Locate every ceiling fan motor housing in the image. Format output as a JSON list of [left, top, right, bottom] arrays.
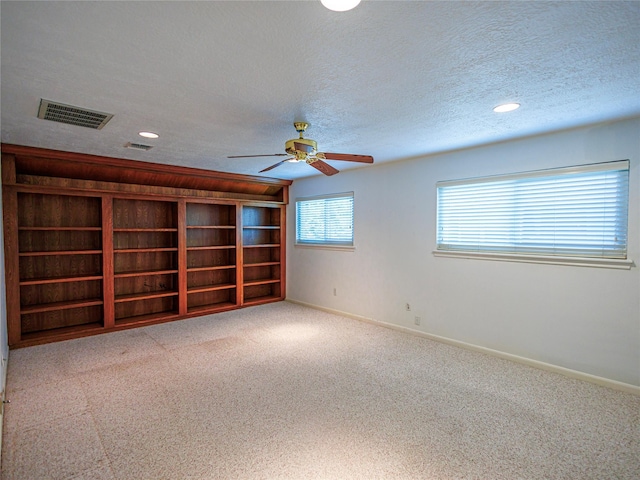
[[285, 137, 317, 156]]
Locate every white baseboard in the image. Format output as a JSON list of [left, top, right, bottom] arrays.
[[286, 299, 640, 396]]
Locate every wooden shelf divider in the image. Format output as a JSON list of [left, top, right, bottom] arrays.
[[187, 265, 236, 273], [21, 299, 104, 314], [186, 245, 236, 251], [19, 249, 102, 257], [187, 283, 236, 294], [115, 291, 180, 303], [19, 226, 102, 231]]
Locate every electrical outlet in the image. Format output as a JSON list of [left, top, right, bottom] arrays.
[[405, 303, 411, 311], [333, 288, 337, 296], [414, 316, 421, 326]]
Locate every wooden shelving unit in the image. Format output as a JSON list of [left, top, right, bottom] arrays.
[[186, 202, 238, 313], [2, 144, 290, 347], [112, 199, 179, 326], [242, 205, 283, 305], [16, 192, 104, 338]]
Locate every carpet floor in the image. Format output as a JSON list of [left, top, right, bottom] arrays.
[[1, 301, 638, 479]]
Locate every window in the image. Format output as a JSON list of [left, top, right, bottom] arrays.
[[436, 161, 630, 264], [296, 192, 354, 247]]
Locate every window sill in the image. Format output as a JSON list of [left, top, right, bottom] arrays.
[[432, 250, 634, 270], [295, 243, 355, 252]]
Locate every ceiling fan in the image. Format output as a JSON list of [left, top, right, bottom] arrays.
[[228, 122, 374, 176]]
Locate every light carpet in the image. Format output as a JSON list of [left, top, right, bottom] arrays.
[[1, 302, 638, 479]]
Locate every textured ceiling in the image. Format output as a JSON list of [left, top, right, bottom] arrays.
[[2, 1, 639, 180]]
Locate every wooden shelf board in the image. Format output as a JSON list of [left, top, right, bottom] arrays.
[[187, 265, 236, 273], [20, 274, 103, 286], [243, 244, 280, 248], [21, 298, 103, 314], [187, 225, 235, 229], [244, 262, 280, 268], [115, 311, 180, 327], [114, 269, 178, 278], [187, 283, 236, 294], [187, 302, 237, 315], [19, 226, 102, 231], [243, 225, 280, 230], [20, 249, 102, 257], [113, 228, 177, 232], [187, 245, 236, 251], [20, 322, 105, 344], [242, 295, 282, 306], [114, 291, 179, 303], [243, 279, 281, 287], [114, 247, 177, 253]]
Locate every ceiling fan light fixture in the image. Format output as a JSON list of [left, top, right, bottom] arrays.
[[493, 103, 520, 113], [321, 0, 361, 12]]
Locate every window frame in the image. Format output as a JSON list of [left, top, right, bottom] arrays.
[[433, 161, 633, 269], [295, 192, 355, 249]]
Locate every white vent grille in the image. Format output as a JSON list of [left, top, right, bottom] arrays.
[[37, 99, 113, 130], [124, 142, 153, 151]]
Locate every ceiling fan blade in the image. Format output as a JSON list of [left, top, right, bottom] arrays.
[[320, 152, 374, 163], [309, 160, 339, 176], [294, 142, 314, 153], [259, 160, 289, 173], [228, 153, 288, 158]]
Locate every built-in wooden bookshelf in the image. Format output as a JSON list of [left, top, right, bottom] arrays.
[[242, 205, 283, 305], [17, 193, 104, 342], [186, 202, 238, 314], [113, 199, 180, 325], [2, 144, 290, 347]]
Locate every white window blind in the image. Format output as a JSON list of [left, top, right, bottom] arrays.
[[436, 161, 629, 259], [296, 192, 354, 246]]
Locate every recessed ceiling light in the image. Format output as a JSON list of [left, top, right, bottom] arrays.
[[493, 103, 520, 113], [321, 0, 361, 12], [139, 131, 159, 139]]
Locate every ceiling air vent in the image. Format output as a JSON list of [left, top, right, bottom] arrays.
[[124, 142, 153, 151], [37, 99, 114, 130]]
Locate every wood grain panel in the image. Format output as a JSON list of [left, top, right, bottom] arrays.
[[186, 249, 235, 269], [113, 199, 177, 229], [186, 203, 236, 226], [3, 186, 22, 345], [114, 273, 177, 297], [2, 144, 291, 198], [236, 204, 244, 306], [16, 174, 283, 203], [21, 306, 103, 334], [102, 196, 115, 328], [178, 199, 187, 316], [18, 193, 101, 227], [20, 254, 102, 281], [187, 289, 236, 310], [2, 154, 17, 185], [187, 269, 236, 289], [114, 297, 178, 322], [243, 246, 280, 265], [20, 281, 102, 307], [279, 205, 286, 300]]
